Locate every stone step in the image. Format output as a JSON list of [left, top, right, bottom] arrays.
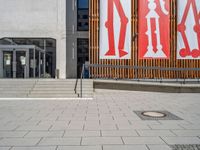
[[0, 91, 30, 94], [30, 91, 92, 94], [0, 94, 28, 98], [0, 88, 32, 91], [0, 85, 35, 88], [28, 94, 78, 98], [28, 94, 93, 98]]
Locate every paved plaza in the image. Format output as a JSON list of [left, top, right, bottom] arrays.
[[0, 90, 200, 150]]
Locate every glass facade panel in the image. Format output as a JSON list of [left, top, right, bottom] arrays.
[[77, 0, 89, 31]]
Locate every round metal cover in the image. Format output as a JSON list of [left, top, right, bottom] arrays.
[[141, 111, 166, 118]]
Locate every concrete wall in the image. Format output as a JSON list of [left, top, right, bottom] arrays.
[[0, 0, 67, 78]]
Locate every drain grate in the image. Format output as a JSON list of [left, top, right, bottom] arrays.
[[170, 145, 200, 150], [134, 111, 183, 120]]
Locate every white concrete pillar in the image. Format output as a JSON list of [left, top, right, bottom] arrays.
[[0, 50, 3, 78], [56, 0, 67, 79], [56, 37, 67, 79]]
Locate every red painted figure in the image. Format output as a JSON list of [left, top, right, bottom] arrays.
[[178, 0, 200, 58], [105, 0, 129, 58]]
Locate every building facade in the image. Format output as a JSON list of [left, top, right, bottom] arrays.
[[0, 0, 89, 79]]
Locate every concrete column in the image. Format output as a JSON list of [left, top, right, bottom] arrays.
[[43, 52, 45, 75], [56, 37, 67, 79], [43, 40, 46, 75], [33, 48, 36, 78], [26, 50, 29, 78], [55, 0, 67, 79], [39, 52, 41, 78], [13, 50, 16, 78], [0, 50, 3, 78]]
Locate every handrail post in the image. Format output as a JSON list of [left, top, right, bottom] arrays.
[[80, 64, 85, 98]]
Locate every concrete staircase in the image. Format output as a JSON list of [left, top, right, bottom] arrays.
[[0, 79, 93, 98]]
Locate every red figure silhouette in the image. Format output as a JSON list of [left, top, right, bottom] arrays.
[[178, 0, 200, 58], [105, 0, 129, 58]]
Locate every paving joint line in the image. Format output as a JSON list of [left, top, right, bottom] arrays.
[[8, 146, 13, 150], [100, 130, 102, 137], [62, 130, 66, 138], [80, 137, 83, 146], [120, 136, 125, 145], [55, 145, 58, 150], [48, 125, 53, 131], [169, 129, 178, 136], [23, 131, 31, 138], [135, 129, 140, 136], [159, 136, 170, 146], [146, 144, 151, 150], [36, 137, 43, 146]]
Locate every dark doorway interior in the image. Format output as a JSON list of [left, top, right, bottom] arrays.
[[77, 38, 89, 78], [3, 51, 13, 78]]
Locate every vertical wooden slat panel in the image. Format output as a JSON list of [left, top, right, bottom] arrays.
[[89, 0, 200, 79]]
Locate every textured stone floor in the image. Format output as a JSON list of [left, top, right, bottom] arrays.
[[0, 89, 200, 150]]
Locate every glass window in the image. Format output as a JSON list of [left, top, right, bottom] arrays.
[[77, 0, 89, 31], [78, 0, 88, 9]]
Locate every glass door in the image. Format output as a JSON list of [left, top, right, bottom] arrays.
[[3, 51, 13, 78], [16, 51, 26, 78]]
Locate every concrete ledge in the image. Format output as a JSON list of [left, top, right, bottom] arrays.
[[94, 80, 200, 93]]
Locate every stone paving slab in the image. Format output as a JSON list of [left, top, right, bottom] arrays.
[[38, 138, 81, 146], [171, 130, 200, 136], [0, 138, 41, 146], [64, 131, 100, 137], [122, 137, 165, 145], [103, 145, 148, 150], [101, 130, 138, 137], [161, 137, 200, 145], [147, 145, 172, 150], [25, 131, 64, 138], [10, 146, 57, 150], [137, 130, 176, 137], [57, 146, 102, 150], [82, 137, 123, 145], [0, 131, 28, 138], [0, 147, 10, 150], [170, 145, 200, 150]]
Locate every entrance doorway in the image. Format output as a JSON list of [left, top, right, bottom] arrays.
[[3, 51, 13, 78], [1, 47, 45, 78], [16, 51, 26, 78], [0, 38, 56, 78], [3, 51, 27, 78]]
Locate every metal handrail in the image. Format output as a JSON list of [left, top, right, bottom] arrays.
[[74, 64, 85, 97], [74, 77, 78, 94], [87, 64, 200, 71]]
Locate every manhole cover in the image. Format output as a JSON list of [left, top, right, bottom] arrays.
[[171, 145, 200, 150], [142, 111, 166, 118], [134, 111, 183, 120]]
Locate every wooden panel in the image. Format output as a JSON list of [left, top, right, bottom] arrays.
[[89, 0, 200, 79]]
